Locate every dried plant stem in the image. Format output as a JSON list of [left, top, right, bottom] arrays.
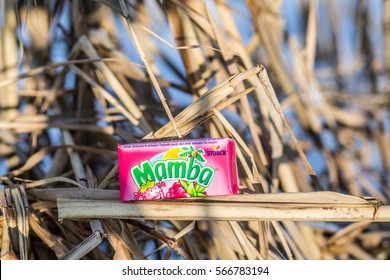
[[57, 192, 389, 222]]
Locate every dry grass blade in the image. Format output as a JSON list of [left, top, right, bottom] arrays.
[[126, 220, 191, 260], [258, 67, 323, 190], [1, 217, 18, 260], [9, 187, 29, 260], [6, 145, 116, 177], [21, 177, 84, 189], [102, 219, 144, 260], [76, 36, 152, 133], [97, 164, 118, 189], [385, 0, 390, 78], [144, 66, 260, 139], [29, 213, 67, 258], [0, 121, 115, 134], [271, 221, 294, 259], [0, 186, 29, 259], [27, 188, 119, 201], [60, 230, 104, 260], [228, 221, 262, 260], [119, 0, 181, 138], [327, 222, 372, 247], [206, 6, 270, 171], [305, 0, 318, 75], [145, 221, 195, 258], [69, 65, 139, 127]]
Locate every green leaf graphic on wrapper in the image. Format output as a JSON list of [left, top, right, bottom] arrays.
[[178, 146, 206, 163], [139, 179, 154, 192], [179, 180, 207, 197]]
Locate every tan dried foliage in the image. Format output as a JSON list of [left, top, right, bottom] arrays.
[[0, 0, 389, 260]]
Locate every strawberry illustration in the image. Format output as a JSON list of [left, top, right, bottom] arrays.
[[134, 180, 165, 200]]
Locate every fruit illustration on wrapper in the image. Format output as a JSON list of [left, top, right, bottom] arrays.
[[166, 146, 209, 198], [166, 180, 208, 198], [166, 181, 191, 198], [132, 145, 211, 200], [119, 138, 239, 201], [133, 178, 208, 200], [133, 180, 165, 200]]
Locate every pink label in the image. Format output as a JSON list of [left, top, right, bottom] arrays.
[[118, 138, 239, 201]]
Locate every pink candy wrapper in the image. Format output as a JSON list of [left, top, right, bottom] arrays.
[[118, 138, 239, 201]]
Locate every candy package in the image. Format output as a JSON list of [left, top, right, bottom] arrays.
[[118, 138, 239, 201]]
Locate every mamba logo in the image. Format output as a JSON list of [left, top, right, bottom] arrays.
[[130, 146, 215, 188]]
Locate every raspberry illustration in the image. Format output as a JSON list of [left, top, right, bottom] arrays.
[[165, 180, 208, 198], [166, 182, 190, 198]]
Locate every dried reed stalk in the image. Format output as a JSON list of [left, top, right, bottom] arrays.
[[57, 192, 389, 222]]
